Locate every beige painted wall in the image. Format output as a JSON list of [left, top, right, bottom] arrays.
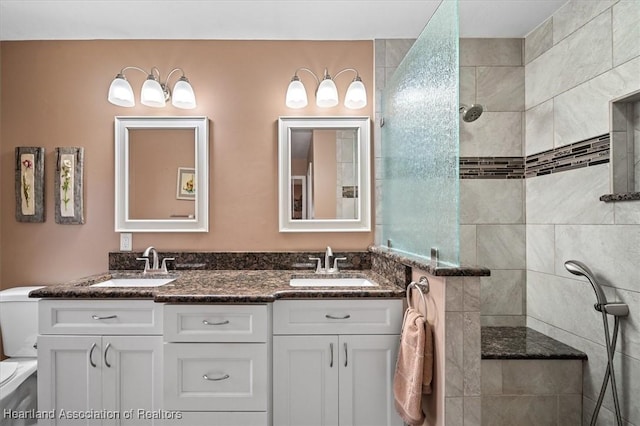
[[0, 40, 374, 287]]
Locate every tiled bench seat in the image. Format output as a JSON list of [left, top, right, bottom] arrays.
[[481, 327, 587, 426]]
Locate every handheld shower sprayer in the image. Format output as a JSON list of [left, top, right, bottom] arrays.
[[564, 260, 629, 426]]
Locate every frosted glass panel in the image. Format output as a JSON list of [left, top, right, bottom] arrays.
[[381, 0, 459, 265]]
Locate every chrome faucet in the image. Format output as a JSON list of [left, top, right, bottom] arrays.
[[324, 246, 333, 273], [137, 246, 174, 274]]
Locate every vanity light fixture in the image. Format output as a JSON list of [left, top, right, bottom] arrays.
[[108, 66, 197, 109], [285, 67, 367, 109]]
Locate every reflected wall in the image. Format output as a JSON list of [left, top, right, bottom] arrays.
[[381, 0, 460, 265]]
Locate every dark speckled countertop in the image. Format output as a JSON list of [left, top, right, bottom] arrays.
[[482, 327, 587, 360], [29, 269, 405, 303]]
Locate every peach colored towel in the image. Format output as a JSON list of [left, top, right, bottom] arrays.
[[393, 307, 434, 426]]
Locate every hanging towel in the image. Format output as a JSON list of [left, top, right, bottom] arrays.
[[394, 307, 428, 426], [423, 321, 433, 395]]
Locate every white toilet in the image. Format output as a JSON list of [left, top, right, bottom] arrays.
[[0, 286, 43, 426]]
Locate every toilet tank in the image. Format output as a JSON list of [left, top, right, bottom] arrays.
[[0, 286, 43, 357]]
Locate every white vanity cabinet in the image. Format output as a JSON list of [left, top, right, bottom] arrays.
[[37, 300, 164, 426], [162, 304, 270, 426], [272, 299, 404, 426]]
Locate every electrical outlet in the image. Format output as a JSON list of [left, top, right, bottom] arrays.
[[120, 233, 132, 251]]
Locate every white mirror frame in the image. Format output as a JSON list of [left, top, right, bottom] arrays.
[[115, 116, 209, 232], [278, 116, 371, 232]]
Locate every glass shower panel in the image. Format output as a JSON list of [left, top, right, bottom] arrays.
[[381, 0, 459, 265]]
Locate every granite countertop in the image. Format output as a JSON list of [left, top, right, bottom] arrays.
[[482, 327, 587, 360], [29, 269, 405, 303]]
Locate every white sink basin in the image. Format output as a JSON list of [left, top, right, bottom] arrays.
[[289, 277, 377, 287], [91, 278, 176, 288]]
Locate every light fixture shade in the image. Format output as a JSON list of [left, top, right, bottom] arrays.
[[316, 77, 339, 108], [107, 74, 135, 107], [141, 76, 166, 107], [172, 77, 197, 109], [285, 78, 308, 109], [344, 78, 367, 109]]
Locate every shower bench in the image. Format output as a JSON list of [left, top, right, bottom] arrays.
[[480, 326, 587, 426]]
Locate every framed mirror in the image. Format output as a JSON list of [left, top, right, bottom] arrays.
[[278, 116, 371, 232], [115, 116, 209, 232]]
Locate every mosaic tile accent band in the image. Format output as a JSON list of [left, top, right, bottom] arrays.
[[460, 134, 610, 179]]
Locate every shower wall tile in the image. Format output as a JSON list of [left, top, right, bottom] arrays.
[[481, 395, 557, 426], [446, 277, 464, 312], [524, 18, 553, 65], [476, 225, 526, 269], [476, 66, 525, 112], [557, 395, 582, 426], [554, 224, 640, 293], [551, 0, 617, 45], [445, 397, 464, 426], [480, 270, 526, 316], [374, 39, 386, 67], [524, 99, 554, 156], [460, 179, 524, 224], [460, 225, 477, 266], [464, 277, 481, 312], [459, 38, 522, 67], [614, 199, 640, 224], [384, 39, 415, 68], [525, 164, 614, 225], [525, 11, 612, 109], [460, 112, 523, 157], [481, 360, 502, 394], [525, 225, 554, 274], [445, 312, 465, 397], [459, 66, 476, 105], [501, 359, 582, 394], [553, 56, 640, 147], [463, 311, 481, 396], [463, 397, 481, 426]]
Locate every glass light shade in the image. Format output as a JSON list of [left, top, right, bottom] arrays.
[[171, 77, 197, 109], [141, 76, 166, 107], [107, 75, 135, 107], [316, 77, 339, 108], [285, 78, 308, 109], [344, 79, 367, 109]]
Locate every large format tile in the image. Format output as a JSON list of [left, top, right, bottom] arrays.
[[554, 224, 640, 293], [613, 0, 640, 67], [446, 312, 464, 397], [464, 311, 481, 396], [481, 395, 557, 426], [460, 179, 524, 225], [481, 315, 526, 327], [460, 38, 522, 67], [553, 57, 640, 147], [552, 0, 617, 45], [615, 199, 640, 224], [526, 224, 555, 274], [525, 99, 554, 156], [464, 396, 481, 426], [384, 39, 415, 68], [481, 360, 502, 395], [481, 270, 526, 316], [459, 66, 476, 106], [477, 225, 526, 269], [460, 225, 477, 266], [525, 164, 614, 225], [524, 18, 553, 65], [526, 11, 612, 109], [460, 112, 523, 157], [501, 359, 582, 395], [476, 66, 524, 112]]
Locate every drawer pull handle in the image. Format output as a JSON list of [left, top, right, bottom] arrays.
[[104, 343, 112, 368], [202, 319, 230, 326], [89, 343, 97, 368], [92, 314, 118, 320], [203, 374, 230, 381], [325, 314, 351, 320], [330, 343, 334, 368]]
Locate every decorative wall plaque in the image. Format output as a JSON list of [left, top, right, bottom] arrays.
[[15, 147, 45, 223], [55, 147, 85, 224]]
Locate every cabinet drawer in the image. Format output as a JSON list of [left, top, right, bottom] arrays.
[[161, 411, 267, 426], [163, 304, 268, 342], [39, 300, 163, 335], [273, 299, 403, 335], [164, 343, 268, 411]]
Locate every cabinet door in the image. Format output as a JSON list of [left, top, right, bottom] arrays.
[[37, 335, 102, 426], [102, 336, 163, 426], [339, 335, 403, 426], [273, 335, 339, 426]]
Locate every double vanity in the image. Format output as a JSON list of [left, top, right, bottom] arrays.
[[31, 259, 406, 426]]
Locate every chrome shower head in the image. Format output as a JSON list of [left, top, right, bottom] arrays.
[[459, 104, 483, 122], [564, 260, 608, 307]]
